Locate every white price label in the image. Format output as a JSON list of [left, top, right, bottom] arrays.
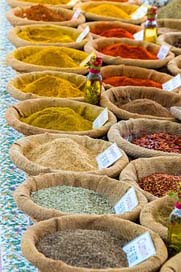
[[80, 51, 96, 67], [133, 30, 144, 41], [131, 4, 148, 19], [157, 45, 170, 60], [162, 74, 181, 92], [123, 232, 156, 267], [68, 0, 78, 6], [96, 143, 122, 169], [76, 26, 90, 42], [71, 9, 81, 20], [114, 187, 138, 214], [93, 108, 108, 129]]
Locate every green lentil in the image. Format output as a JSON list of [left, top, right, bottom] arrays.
[[31, 185, 115, 214]]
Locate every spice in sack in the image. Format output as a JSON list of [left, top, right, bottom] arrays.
[[19, 0, 70, 5], [36, 229, 128, 268], [155, 202, 174, 226], [158, 0, 181, 19], [173, 38, 181, 48], [92, 27, 134, 39]]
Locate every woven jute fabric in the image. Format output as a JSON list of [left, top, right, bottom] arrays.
[[100, 86, 181, 121], [6, 0, 75, 9], [160, 252, 181, 272], [21, 215, 168, 272], [6, 45, 88, 74], [9, 133, 128, 176], [167, 55, 181, 76], [5, 98, 117, 137], [78, 21, 141, 39], [84, 38, 174, 69], [75, 1, 146, 24], [157, 19, 181, 34], [7, 70, 86, 101], [119, 156, 181, 201], [140, 196, 175, 241], [170, 106, 181, 121], [8, 24, 89, 49], [158, 32, 181, 56], [6, 6, 85, 27], [14, 172, 147, 222], [107, 119, 181, 158]]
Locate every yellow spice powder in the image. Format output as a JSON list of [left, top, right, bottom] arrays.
[[20, 0, 70, 5]]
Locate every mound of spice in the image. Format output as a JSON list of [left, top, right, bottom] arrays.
[[17, 26, 75, 43], [31, 185, 114, 214], [19, 0, 69, 4], [139, 173, 181, 197], [36, 229, 128, 268], [103, 75, 162, 88], [20, 107, 92, 131], [131, 132, 181, 153], [100, 43, 158, 60], [173, 38, 181, 48], [92, 27, 134, 39], [21, 75, 84, 98], [15, 5, 70, 22], [158, 0, 181, 19], [155, 202, 174, 226], [119, 99, 171, 117], [27, 138, 98, 171]]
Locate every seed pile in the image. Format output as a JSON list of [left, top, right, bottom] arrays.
[[155, 202, 174, 226], [27, 138, 98, 171], [139, 173, 181, 197], [158, 0, 181, 19], [173, 38, 181, 48], [36, 229, 128, 268], [131, 132, 181, 153], [31, 185, 114, 214]]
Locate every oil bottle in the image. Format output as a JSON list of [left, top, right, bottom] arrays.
[[167, 182, 181, 256], [84, 56, 103, 105], [143, 6, 157, 43]]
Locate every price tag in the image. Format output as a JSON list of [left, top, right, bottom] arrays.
[[157, 45, 170, 60], [68, 0, 78, 6], [131, 4, 148, 19], [133, 30, 144, 41], [114, 187, 138, 214], [96, 143, 122, 169], [93, 108, 108, 129], [123, 232, 156, 267], [76, 26, 90, 42], [80, 51, 96, 67], [162, 74, 181, 92], [71, 9, 81, 20]]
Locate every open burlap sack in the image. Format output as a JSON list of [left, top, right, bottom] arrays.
[[160, 252, 181, 272], [7, 71, 86, 101], [6, 0, 78, 9], [158, 32, 181, 56], [84, 38, 174, 69], [14, 172, 146, 222], [100, 86, 181, 121], [107, 119, 181, 158], [6, 46, 88, 74], [157, 19, 181, 34], [170, 106, 181, 121], [8, 24, 89, 49], [6, 6, 85, 27], [167, 55, 181, 76], [78, 21, 142, 39], [75, 1, 146, 24], [5, 98, 117, 137], [119, 156, 181, 202], [140, 196, 175, 242], [21, 215, 168, 272], [9, 133, 129, 176]]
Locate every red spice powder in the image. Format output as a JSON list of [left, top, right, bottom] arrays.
[[93, 28, 134, 39]]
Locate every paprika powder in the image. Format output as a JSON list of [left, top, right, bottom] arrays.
[[93, 28, 134, 39]]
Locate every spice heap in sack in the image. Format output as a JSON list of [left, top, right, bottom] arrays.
[[100, 43, 158, 60], [31, 185, 115, 214], [92, 27, 134, 39], [138, 173, 181, 198], [173, 38, 181, 48], [15, 5, 70, 21], [17, 0, 70, 4], [158, 0, 181, 19], [36, 229, 128, 268], [131, 133, 181, 153]]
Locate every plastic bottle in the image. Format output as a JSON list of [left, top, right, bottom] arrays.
[[143, 6, 157, 43]]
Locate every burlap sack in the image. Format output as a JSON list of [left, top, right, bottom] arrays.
[[7, 70, 86, 101], [75, 1, 146, 24], [167, 55, 181, 76], [9, 133, 129, 176], [21, 215, 168, 272], [14, 172, 147, 222], [100, 65, 178, 91], [84, 38, 174, 69], [5, 98, 117, 137], [6, 46, 88, 74], [8, 24, 89, 49], [157, 19, 181, 34], [78, 21, 142, 39], [107, 119, 181, 158], [140, 196, 175, 242], [119, 156, 181, 202], [6, 0, 78, 9], [6, 6, 85, 27], [158, 32, 181, 56], [170, 106, 181, 121], [160, 252, 181, 272], [100, 86, 181, 121]]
